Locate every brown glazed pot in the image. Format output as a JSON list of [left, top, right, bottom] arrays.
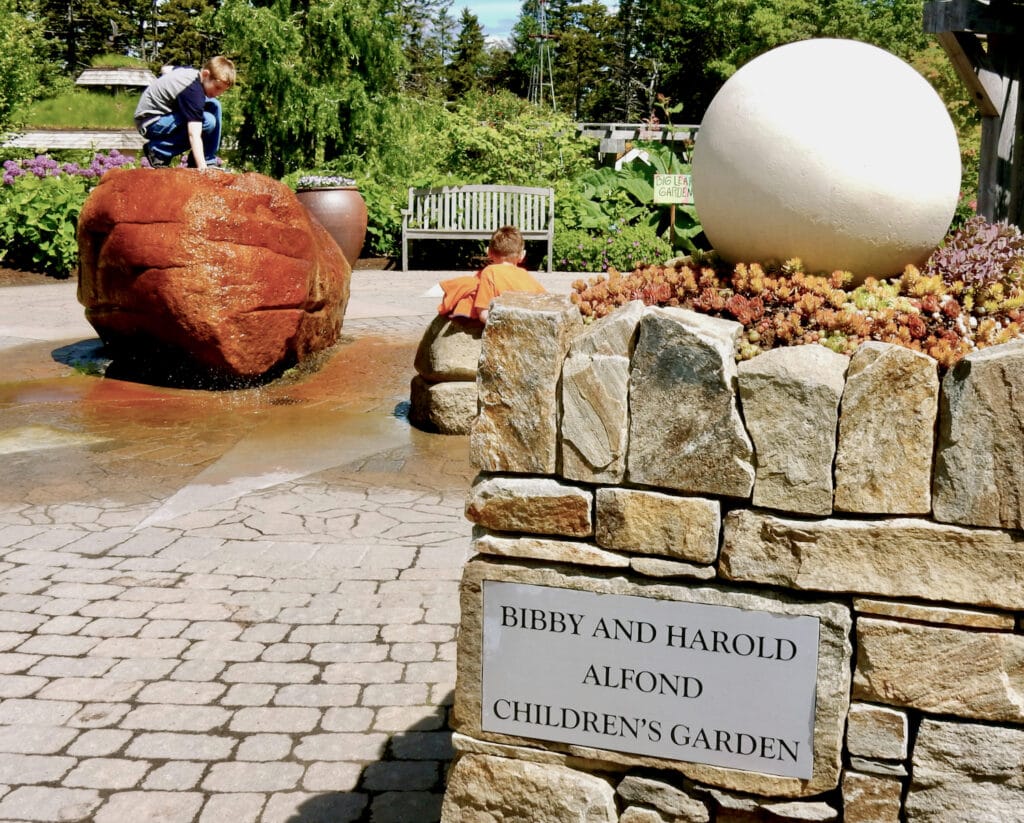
[[296, 186, 368, 265]]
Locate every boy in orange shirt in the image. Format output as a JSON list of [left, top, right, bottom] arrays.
[[437, 226, 546, 324]]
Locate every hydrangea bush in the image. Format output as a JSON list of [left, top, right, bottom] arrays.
[[571, 218, 1024, 370]]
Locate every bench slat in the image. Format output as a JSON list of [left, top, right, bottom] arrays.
[[402, 185, 554, 272]]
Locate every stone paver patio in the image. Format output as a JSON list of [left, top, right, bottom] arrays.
[[0, 269, 577, 822]]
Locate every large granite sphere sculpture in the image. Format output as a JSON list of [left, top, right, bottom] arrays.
[[77, 169, 351, 379], [691, 38, 961, 282]]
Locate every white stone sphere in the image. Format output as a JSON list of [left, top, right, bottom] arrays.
[[691, 38, 961, 281]]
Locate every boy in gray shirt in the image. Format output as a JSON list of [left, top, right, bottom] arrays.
[[134, 56, 235, 170]]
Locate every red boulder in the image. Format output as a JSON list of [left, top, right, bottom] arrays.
[[77, 168, 351, 378]]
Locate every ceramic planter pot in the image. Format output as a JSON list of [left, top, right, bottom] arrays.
[[296, 186, 368, 265]]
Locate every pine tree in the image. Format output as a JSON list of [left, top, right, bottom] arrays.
[[446, 9, 486, 98]]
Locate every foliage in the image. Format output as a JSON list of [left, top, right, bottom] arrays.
[[0, 0, 62, 132], [555, 223, 673, 273], [925, 217, 1024, 287], [571, 219, 1024, 370], [447, 9, 487, 97], [157, 0, 223, 68], [0, 152, 134, 275], [295, 174, 357, 189], [89, 52, 147, 68], [215, 0, 406, 175], [0, 173, 91, 275]]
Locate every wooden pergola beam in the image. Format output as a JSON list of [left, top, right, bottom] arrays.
[[933, 30, 1002, 115]]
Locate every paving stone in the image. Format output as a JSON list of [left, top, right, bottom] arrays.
[[198, 792, 266, 823], [310, 642, 388, 663], [28, 657, 113, 678], [142, 760, 206, 790], [136, 681, 227, 704], [228, 707, 321, 733], [368, 790, 443, 823], [0, 674, 46, 697], [66, 729, 132, 757], [202, 762, 304, 792], [63, 757, 151, 789], [223, 662, 318, 684], [105, 658, 178, 681], [78, 618, 146, 637], [0, 753, 76, 783], [184, 640, 264, 661], [37, 616, 91, 635], [35, 677, 143, 703], [390, 731, 455, 760], [274, 684, 359, 707], [17, 635, 100, 656], [125, 732, 235, 761], [221, 684, 277, 706], [320, 707, 375, 732], [0, 652, 42, 673], [260, 790, 368, 823], [81, 600, 153, 618], [302, 761, 362, 791], [0, 725, 78, 754], [121, 704, 231, 732], [180, 622, 244, 641], [239, 624, 290, 643], [294, 733, 388, 761], [322, 661, 403, 684], [92, 790, 203, 823], [87, 637, 189, 659], [67, 702, 132, 728], [235, 734, 293, 762], [261, 643, 311, 662], [0, 698, 80, 725], [0, 786, 100, 821], [362, 683, 428, 706], [362, 760, 439, 791], [138, 620, 188, 638]]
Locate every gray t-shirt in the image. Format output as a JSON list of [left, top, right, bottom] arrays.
[[134, 68, 202, 128]]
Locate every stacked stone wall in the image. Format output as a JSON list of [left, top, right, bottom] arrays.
[[442, 292, 1024, 822]]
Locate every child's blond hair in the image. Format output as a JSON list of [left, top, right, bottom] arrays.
[[488, 226, 525, 262], [203, 56, 236, 88]]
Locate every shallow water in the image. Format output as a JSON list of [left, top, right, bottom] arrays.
[[0, 332, 472, 511]]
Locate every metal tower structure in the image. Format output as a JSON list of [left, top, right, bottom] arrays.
[[528, 0, 557, 111]]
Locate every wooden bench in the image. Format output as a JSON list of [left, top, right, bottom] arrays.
[[401, 185, 555, 272]]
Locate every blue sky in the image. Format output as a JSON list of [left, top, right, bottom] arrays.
[[462, 1, 521, 41]]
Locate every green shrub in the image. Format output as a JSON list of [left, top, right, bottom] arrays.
[[0, 173, 91, 276], [554, 223, 673, 273]]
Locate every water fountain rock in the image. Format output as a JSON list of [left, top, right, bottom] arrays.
[[77, 168, 351, 380]]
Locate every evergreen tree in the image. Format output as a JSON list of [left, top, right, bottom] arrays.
[[215, 0, 406, 174], [446, 8, 486, 98], [157, 0, 221, 67], [40, 0, 128, 69]]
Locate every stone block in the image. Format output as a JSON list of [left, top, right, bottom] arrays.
[[853, 618, 1024, 723], [595, 487, 720, 563], [409, 376, 477, 435], [738, 344, 847, 515], [473, 530, 629, 569], [414, 315, 483, 382], [721, 510, 1024, 610], [627, 307, 754, 498], [845, 704, 908, 761], [470, 293, 582, 474], [834, 343, 938, 514], [906, 719, 1024, 821], [841, 771, 902, 823], [561, 353, 631, 483], [933, 338, 1024, 529], [453, 559, 852, 798], [439, 753, 617, 822], [464, 475, 593, 537]]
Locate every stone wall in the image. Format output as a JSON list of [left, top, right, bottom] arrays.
[[441, 292, 1024, 823]]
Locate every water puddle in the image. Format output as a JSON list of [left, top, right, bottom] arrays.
[[0, 332, 472, 512]]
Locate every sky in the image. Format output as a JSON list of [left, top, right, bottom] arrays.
[[462, 0, 521, 41]]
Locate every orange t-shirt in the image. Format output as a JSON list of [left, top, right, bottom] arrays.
[[438, 262, 546, 320]]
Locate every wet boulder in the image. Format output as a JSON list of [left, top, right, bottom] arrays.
[[77, 168, 351, 379]]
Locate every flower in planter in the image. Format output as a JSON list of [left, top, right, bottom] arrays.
[[296, 174, 356, 189]]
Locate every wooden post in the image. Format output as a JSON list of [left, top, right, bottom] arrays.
[[924, 0, 1024, 225]]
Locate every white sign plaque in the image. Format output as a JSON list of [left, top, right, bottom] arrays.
[[653, 173, 694, 204], [482, 581, 820, 779]]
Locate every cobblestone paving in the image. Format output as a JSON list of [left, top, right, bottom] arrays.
[[0, 278, 483, 822]]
